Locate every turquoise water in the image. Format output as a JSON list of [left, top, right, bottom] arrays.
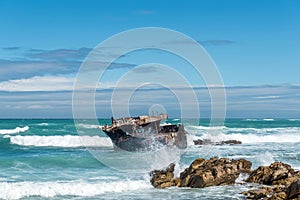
[[0, 119, 299, 199]]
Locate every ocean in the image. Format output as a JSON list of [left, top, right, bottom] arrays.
[[0, 118, 299, 199]]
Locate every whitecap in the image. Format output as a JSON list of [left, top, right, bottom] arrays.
[[36, 123, 49, 126], [77, 123, 100, 129], [263, 118, 275, 121], [198, 130, 300, 143], [9, 135, 113, 147], [0, 126, 29, 135], [0, 180, 151, 199]]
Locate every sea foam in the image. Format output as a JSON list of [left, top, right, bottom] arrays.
[[9, 135, 113, 147], [0, 126, 29, 135], [77, 123, 100, 129], [199, 131, 300, 143], [0, 180, 151, 199]]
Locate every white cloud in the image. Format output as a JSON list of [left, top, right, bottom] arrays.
[[0, 76, 75, 91]]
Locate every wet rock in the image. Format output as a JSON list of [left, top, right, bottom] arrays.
[[150, 157, 252, 189], [246, 162, 295, 185], [150, 163, 176, 188], [241, 162, 300, 200], [286, 179, 300, 199], [241, 185, 287, 200], [269, 191, 287, 200], [273, 171, 300, 187], [193, 139, 242, 145], [218, 140, 242, 145], [241, 187, 270, 199], [193, 139, 214, 145], [179, 157, 252, 188]]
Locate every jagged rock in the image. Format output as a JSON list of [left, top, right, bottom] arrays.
[[150, 157, 252, 189], [241, 187, 269, 199], [269, 191, 287, 200], [150, 163, 176, 188], [150, 158, 299, 200], [241, 162, 300, 200], [241, 185, 288, 200], [246, 162, 295, 185], [286, 179, 300, 199], [179, 157, 252, 188], [193, 139, 242, 145], [273, 171, 300, 187]]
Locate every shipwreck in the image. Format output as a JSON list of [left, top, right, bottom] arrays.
[[100, 114, 187, 151]]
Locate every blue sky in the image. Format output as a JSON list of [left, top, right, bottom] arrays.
[[0, 0, 300, 118]]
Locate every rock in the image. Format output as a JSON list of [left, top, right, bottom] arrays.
[[179, 157, 252, 188], [150, 163, 176, 188], [242, 163, 300, 200], [150, 158, 299, 200], [286, 179, 300, 199], [246, 162, 295, 185], [241, 186, 287, 200], [273, 171, 300, 187], [193, 139, 242, 145], [269, 191, 287, 200], [218, 140, 242, 145], [241, 188, 269, 199], [193, 139, 214, 145]]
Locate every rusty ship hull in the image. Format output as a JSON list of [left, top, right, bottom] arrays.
[[101, 114, 187, 152]]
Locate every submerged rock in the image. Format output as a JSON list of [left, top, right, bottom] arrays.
[[150, 157, 252, 189], [218, 140, 242, 145], [193, 139, 242, 145]]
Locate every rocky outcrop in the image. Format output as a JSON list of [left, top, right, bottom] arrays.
[[150, 157, 252, 189], [193, 139, 242, 145], [179, 157, 251, 188], [242, 186, 287, 200], [150, 158, 299, 200], [246, 162, 295, 185], [242, 162, 300, 199], [286, 179, 300, 199], [150, 163, 179, 188]]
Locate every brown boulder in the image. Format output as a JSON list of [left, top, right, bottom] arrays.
[[241, 187, 270, 199], [179, 157, 252, 188], [246, 162, 295, 185], [286, 179, 300, 199], [150, 163, 176, 188], [241, 186, 287, 200], [269, 191, 287, 200]]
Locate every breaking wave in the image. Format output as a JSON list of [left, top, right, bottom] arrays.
[[0, 180, 150, 199], [36, 123, 49, 126], [0, 126, 29, 135], [77, 123, 100, 129], [188, 125, 300, 135], [9, 135, 113, 147], [199, 132, 300, 143], [288, 119, 300, 121], [263, 118, 275, 121], [187, 125, 300, 144]]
